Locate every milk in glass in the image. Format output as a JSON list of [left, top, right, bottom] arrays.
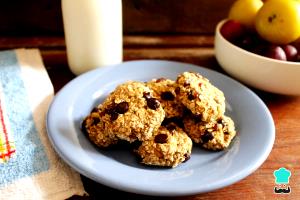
[[62, 0, 123, 75]]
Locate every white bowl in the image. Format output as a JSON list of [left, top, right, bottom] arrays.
[[215, 19, 300, 96]]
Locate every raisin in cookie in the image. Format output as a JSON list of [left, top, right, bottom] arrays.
[[82, 106, 118, 148], [147, 78, 184, 118], [176, 72, 225, 122], [136, 124, 192, 168], [99, 81, 165, 143], [183, 115, 236, 150]]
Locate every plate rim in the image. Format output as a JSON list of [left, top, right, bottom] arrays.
[[46, 59, 275, 196]]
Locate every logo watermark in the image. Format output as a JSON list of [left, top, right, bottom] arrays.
[[273, 167, 291, 194]]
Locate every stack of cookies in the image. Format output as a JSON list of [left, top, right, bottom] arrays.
[[82, 72, 236, 168]]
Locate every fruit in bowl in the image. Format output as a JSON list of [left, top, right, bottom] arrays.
[[214, 0, 300, 95], [220, 0, 300, 62], [215, 20, 300, 95], [255, 0, 300, 45], [228, 0, 263, 28], [220, 19, 300, 62]]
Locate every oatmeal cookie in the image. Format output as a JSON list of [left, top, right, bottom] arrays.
[[82, 106, 118, 148], [147, 78, 184, 118], [176, 72, 225, 122], [99, 81, 165, 143], [183, 115, 236, 150], [136, 124, 192, 168]]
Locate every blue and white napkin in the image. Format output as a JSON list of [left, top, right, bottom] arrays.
[[0, 49, 85, 199]]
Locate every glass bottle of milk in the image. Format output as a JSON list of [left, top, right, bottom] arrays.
[[62, 0, 123, 75]]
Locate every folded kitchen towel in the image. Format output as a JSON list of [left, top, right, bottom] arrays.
[[0, 49, 86, 199]]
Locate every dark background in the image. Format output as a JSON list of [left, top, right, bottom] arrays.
[[0, 0, 234, 36]]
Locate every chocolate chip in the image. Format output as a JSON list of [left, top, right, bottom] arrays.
[[116, 102, 129, 114], [154, 134, 168, 144], [106, 109, 114, 115], [143, 92, 151, 99], [201, 131, 214, 143], [161, 91, 175, 101], [103, 103, 120, 120], [184, 81, 190, 87], [110, 112, 119, 121], [183, 153, 191, 162], [217, 118, 223, 124], [91, 117, 100, 126], [105, 103, 116, 115], [156, 78, 166, 83], [105, 108, 115, 115], [166, 124, 176, 131], [175, 87, 180, 94], [224, 131, 229, 135], [146, 98, 160, 110], [217, 118, 227, 128], [188, 91, 196, 100]]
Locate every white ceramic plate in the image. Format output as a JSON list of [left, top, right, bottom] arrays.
[[46, 60, 275, 196]]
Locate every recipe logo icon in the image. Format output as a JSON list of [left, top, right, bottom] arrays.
[[273, 167, 291, 194]]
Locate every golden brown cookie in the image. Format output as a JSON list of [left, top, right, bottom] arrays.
[[136, 124, 192, 168], [82, 106, 118, 148], [99, 81, 165, 143], [147, 78, 184, 118], [184, 115, 236, 150], [176, 72, 226, 122]]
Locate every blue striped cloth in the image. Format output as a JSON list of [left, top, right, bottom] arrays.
[[0, 49, 85, 199], [0, 50, 49, 184]]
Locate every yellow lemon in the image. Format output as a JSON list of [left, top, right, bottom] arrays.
[[255, 0, 300, 44], [229, 0, 263, 28]]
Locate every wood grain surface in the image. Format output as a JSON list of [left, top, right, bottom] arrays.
[[1, 35, 298, 199]]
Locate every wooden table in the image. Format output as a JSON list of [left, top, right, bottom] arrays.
[[5, 35, 299, 199]]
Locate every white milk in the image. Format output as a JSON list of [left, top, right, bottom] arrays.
[[62, 0, 123, 75]]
